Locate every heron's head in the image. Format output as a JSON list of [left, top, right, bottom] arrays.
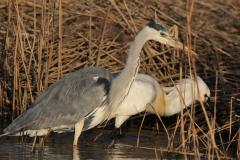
[[141, 22, 197, 55]]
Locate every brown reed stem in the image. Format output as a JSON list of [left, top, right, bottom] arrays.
[[94, 133, 103, 142], [96, 5, 110, 66], [149, 102, 170, 148], [58, 0, 62, 80], [31, 131, 38, 153], [137, 105, 148, 147]]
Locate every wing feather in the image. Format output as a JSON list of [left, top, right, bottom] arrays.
[[4, 67, 112, 134]]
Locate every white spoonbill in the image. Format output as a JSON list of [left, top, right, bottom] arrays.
[[109, 74, 211, 138]]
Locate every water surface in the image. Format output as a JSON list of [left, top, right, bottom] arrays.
[[0, 128, 170, 160]]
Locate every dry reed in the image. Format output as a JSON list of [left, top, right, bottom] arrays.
[[0, 0, 240, 159]]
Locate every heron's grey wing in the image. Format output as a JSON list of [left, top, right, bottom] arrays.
[[4, 67, 112, 134]]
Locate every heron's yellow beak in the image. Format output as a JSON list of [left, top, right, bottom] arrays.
[[166, 35, 197, 55]]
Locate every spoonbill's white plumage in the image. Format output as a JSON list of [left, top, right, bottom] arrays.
[[110, 74, 210, 138]]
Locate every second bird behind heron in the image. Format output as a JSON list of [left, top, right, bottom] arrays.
[[108, 74, 211, 138]]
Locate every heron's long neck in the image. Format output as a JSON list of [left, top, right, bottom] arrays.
[[106, 30, 149, 119], [121, 32, 148, 82]]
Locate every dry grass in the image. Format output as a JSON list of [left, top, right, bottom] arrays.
[[0, 0, 240, 159]]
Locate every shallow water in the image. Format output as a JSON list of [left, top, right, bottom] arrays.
[[0, 127, 237, 160], [0, 128, 171, 160]]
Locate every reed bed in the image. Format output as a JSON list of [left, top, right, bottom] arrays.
[[0, 0, 240, 159]]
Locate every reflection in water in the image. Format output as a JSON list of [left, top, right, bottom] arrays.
[[0, 129, 163, 160], [0, 139, 73, 159], [73, 146, 79, 160]]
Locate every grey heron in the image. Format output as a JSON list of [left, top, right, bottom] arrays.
[[4, 67, 113, 145], [109, 74, 211, 138], [3, 22, 196, 145]]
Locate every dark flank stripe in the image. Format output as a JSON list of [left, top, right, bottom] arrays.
[[117, 54, 141, 108]]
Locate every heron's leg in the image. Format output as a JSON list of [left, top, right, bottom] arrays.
[[73, 119, 85, 145], [109, 126, 124, 139], [119, 127, 124, 138], [110, 115, 129, 139], [109, 127, 118, 139]]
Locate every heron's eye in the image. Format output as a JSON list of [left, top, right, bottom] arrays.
[[204, 94, 208, 98], [160, 32, 166, 37]]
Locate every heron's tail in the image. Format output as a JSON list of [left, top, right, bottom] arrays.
[[0, 132, 10, 137]]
